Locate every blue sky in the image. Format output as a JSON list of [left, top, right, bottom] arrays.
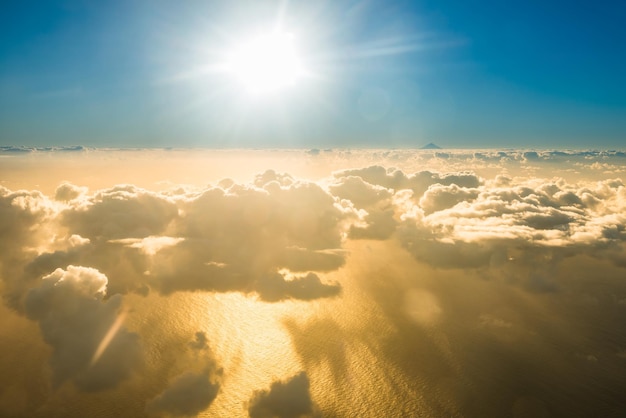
[[1, 0, 625, 149]]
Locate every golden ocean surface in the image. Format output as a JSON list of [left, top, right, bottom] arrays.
[[4, 239, 625, 417]]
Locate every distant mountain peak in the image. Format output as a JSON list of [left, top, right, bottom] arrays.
[[421, 142, 441, 149]]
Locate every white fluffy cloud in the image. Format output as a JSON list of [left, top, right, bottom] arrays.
[[143, 171, 348, 299], [60, 184, 178, 240], [15, 172, 347, 302], [325, 165, 626, 273], [4, 156, 626, 308], [333, 165, 482, 199], [24, 265, 141, 391], [7, 155, 626, 309], [0, 186, 58, 307]]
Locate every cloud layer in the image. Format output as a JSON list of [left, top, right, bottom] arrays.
[[24, 265, 141, 392], [1, 149, 626, 417]]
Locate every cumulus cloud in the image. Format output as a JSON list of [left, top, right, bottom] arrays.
[[22, 238, 151, 296], [0, 186, 55, 261], [328, 175, 392, 208], [148, 173, 347, 299], [329, 166, 482, 241], [0, 186, 58, 308], [54, 182, 87, 202], [60, 184, 178, 240], [334, 165, 481, 199], [413, 176, 624, 248], [4, 158, 626, 301], [146, 371, 220, 417], [328, 175, 396, 240], [146, 332, 222, 417], [248, 372, 318, 418], [334, 166, 626, 273], [419, 183, 479, 215], [7, 155, 624, 309], [4, 160, 626, 304], [24, 265, 141, 391], [10, 172, 347, 302]]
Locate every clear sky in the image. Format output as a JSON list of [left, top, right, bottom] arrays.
[[1, 0, 625, 149]]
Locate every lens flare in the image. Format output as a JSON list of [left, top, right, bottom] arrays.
[[90, 308, 128, 367]]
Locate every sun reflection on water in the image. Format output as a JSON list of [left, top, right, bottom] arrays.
[[123, 238, 453, 417]]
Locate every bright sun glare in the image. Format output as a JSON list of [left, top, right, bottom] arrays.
[[226, 31, 304, 96]]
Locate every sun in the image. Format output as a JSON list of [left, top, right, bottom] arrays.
[[225, 31, 305, 96]]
